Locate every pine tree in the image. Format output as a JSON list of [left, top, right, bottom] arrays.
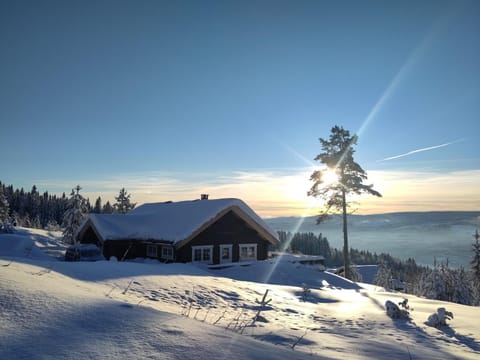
[[416, 268, 445, 300], [27, 185, 40, 226], [0, 186, 10, 224], [308, 126, 381, 280], [113, 188, 135, 214], [375, 262, 394, 290], [471, 272, 480, 306], [415, 263, 462, 303], [471, 230, 480, 281], [471, 229, 480, 305], [451, 267, 473, 305], [62, 185, 88, 244], [102, 201, 114, 214], [39, 191, 50, 227], [93, 196, 102, 213]]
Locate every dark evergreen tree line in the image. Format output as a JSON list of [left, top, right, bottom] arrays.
[[0, 181, 68, 229], [0, 181, 121, 229], [277, 230, 416, 269], [278, 231, 332, 258]]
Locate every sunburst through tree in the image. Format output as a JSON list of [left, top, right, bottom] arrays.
[[308, 125, 381, 280]]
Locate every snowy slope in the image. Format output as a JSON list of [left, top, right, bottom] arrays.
[[1, 228, 479, 359], [0, 262, 315, 360]]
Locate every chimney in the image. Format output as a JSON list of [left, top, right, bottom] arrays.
[[200, 194, 209, 200]]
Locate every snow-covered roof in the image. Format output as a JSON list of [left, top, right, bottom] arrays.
[[81, 198, 279, 246]]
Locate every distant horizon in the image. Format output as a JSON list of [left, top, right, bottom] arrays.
[[2, 174, 479, 219], [263, 209, 480, 219]]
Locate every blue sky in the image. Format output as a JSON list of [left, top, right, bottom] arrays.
[[1, 0, 479, 216]]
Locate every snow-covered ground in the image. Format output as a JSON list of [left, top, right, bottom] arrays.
[[1, 228, 479, 359]]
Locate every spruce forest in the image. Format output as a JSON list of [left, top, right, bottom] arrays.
[[0, 181, 115, 229]]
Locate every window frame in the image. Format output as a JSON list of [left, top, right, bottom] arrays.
[[161, 246, 174, 260], [191, 245, 213, 264], [239, 243, 257, 261], [219, 244, 233, 263], [146, 244, 158, 258]]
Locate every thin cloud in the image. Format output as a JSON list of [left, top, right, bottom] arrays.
[[380, 139, 463, 161]]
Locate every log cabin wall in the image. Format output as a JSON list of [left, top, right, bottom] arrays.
[[175, 210, 269, 264]]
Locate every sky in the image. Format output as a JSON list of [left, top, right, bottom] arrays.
[[0, 0, 479, 217]]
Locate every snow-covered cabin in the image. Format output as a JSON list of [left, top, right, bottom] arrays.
[[75, 197, 279, 265]]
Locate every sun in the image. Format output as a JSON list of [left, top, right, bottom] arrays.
[[322, 168, 340, 187]]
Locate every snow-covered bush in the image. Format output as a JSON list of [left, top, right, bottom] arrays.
[[398, 298, 412, 311], [385, 299, 411, 319], [426, 307, 453, 328], [0, 222, 14, 234], [45, 220, 60, 231], [385, 300, 399, 318]]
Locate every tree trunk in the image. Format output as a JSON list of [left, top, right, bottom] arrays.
[[342, 189, 349, 279]]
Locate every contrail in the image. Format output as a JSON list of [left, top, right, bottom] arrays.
[[381, 139, 463, 161]]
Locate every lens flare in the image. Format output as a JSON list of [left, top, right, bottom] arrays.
[[321, 168, 340, 187]]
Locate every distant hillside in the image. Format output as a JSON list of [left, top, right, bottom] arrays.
[[264, 211, 480, 268]]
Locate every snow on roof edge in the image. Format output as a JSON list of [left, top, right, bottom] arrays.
[[80, 198, 279, 245]]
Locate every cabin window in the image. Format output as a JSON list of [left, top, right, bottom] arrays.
[[161, 246, 174, 260], [239, 244, 257, 261], [192, 245, 213, 263], [146, 245, 158, 258], [220, 244, 233, 263]]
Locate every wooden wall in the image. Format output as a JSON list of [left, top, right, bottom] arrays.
[[103, 240, 146, 260], [78, 226, 101, 246], [78, 210, 272, 264], [175, 210, 270, 264]]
